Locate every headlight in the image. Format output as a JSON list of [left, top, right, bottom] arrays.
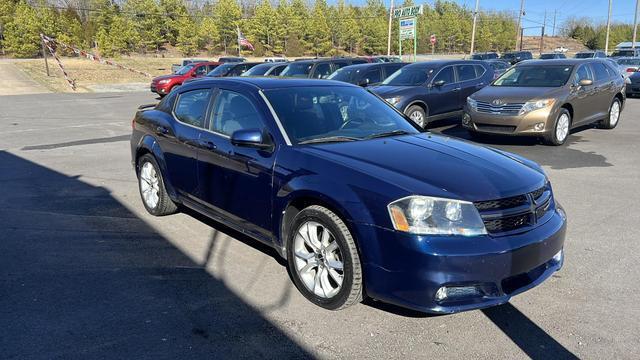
[[519, 99, 555, 115], [466, 97, 477, 111], [625, 77, 631, 84], [388, 196, 487, 236], [158, 79, 170, 85], [385, 96, 402, 106]]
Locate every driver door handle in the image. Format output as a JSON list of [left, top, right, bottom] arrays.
[[200, 140, 217, 150]]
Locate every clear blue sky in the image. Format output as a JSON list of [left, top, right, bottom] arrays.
[[356, 0, 639, 35]]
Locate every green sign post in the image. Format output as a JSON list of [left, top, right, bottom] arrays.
[[393, 5, 423, 62]]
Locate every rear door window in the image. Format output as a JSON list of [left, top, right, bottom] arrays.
[[174, 89, 212, 128], [313, 63, 332, 79], [194, 65, 208, 76], [591, 63, 610, 81], [362, 68, 382, 84], [455, 64, 477, 82], [209, 90, 264, 136]]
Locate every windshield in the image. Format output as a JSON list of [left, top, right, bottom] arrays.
[[327, 67, 356, 82], [502, 53, 517, 59], [574, 53, 594, 58], [280, 63, 313, 77], [176, 64, 195, 75], [540, 54, 556, 59], [493, 65, 573, 87], [382, 66, 433, 86], [611, 50, 634, 57], [207, 63, 235, 76], [618, 58, 640, 65], [263, 86, 419, 144], [242, 64, 271, 76]]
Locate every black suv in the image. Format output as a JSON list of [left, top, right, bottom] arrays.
[[280, 58, 368, 79], [205, 62, 260, 77], [574, 51, 607, 59], [327, 62, 408, 86], [370, 60, 493, 128], [471, 52, 499, 60], [501, 51, 533, 65]]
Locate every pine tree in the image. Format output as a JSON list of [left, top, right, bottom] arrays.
[[198, 16, 220, 53], [3, 1, 40, 58], [248, 0, 277, 55], [214, 0, 242, 55], [309, 0, 332, 56], [159, 0, 188, 46], [289, 0, 310, 54], [124, 0, 165, 52], [97, 13, 140, 56], [176, 15, 199, 56], [359, 0, 386, 55]]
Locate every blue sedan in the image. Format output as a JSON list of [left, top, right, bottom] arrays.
[[130, 78, 566, 313]]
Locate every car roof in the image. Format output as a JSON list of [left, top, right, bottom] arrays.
[[290, 58, 360, 64], [181, 77, 360, 90], [403, 60, 486, 68], [514, 59, 603, 66], [338, 62, 408, 70]]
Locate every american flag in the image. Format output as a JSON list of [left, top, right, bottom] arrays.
[[237, 27, 255, 51]]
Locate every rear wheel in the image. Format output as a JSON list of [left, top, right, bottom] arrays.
[[405, 105, 427, 128], [545, 109, 571, 146], [137, 154, 177, 216], [600, 98, 621, 129], [287, 205, 363, 310]]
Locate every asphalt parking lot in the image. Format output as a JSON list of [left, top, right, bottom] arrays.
[[1, 92, 638, 359]]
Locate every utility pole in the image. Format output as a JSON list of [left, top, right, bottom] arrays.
[[552, 9, 557, 36], [540, 11, 546, 54], [469, 0, 480, 55], [40, 35, 50, 77], [634, 0, 640, 49], [605, 0, 612, 54], [515, 0, 525, 51], [387, 0, 394, 56]]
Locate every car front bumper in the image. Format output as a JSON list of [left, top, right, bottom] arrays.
[[354, 207, 566, 314], [462, 105, 557, 136], [151, 83, 170, 95]]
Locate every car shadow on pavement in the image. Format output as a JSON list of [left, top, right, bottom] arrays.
[[0, 151, 311, 359], [482, 303, 579, 360], [433, 124, 612, 170]]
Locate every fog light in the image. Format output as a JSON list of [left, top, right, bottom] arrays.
[[462, 113, 471, 125], [435, 287, 447, 301], [534, 122, 545, 131], [553, 249, 563, 263]]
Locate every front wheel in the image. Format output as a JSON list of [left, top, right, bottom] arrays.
[[545, 109, 571, 146], [287, 205, 363, 310], [405, 105, 427, 128], [600, 98, 621, 129]]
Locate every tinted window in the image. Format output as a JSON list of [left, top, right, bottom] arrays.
[[494, 65, 574, 87], [489, 62, 508, 70], [575, 64, 592, 83], [384, 64, 405, 77], [269, 64, 286, 76], [207, 64, 219, 72], [575, 52, 594, 59], [242, 63, 270, 76], [362, 68, 382, 84], [281, 63, 313, 77], [433, 66, 455, 84], [351, 59, 368, 65], [313, 63, 333, 78], [209, 90, 263, 135], [327, 67, 356, 82], [156, 91, 178, 113], [174, 89, 211, 128], [611, 50, 636, 57], [591, 63, 610, 81], [263, 86, 419, 144], [207, 63, 235, 76], [176, 64, 195, 75], [455, 64, 477, 81], [333, 61, 350, 69], [194, 65, 208, 76]]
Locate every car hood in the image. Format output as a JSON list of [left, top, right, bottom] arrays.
[[369, 85, 415, 98], [471, 86, 564, 103], [302, 133, 546, 202]]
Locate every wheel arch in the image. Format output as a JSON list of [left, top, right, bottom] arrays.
[[403, 100, 429, 115], [135, 134, 177, 199]]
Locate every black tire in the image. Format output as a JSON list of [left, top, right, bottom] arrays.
[[545, 108, 571, 146], [600, 98, 621, 130], [137, 154, 177, 216], [404, 105, 427, 128], [286, 205, 363, 310]]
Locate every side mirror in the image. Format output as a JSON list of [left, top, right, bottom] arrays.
[[433, 80, 446, 87], [230, 129, 272, 150], [578, 79, 593, 86], [358, 78, 370, 87]]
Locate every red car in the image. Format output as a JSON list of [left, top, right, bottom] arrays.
[[150, 61, 220, 96]]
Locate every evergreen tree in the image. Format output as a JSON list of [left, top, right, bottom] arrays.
[[124, 0, 165, 52], [309, 0, 332, 56], [159, 0, 188, 46], [198, 16, 220, 53], [3, 1, 40, 58], [176, 15, 199, 55], [359, 0, 386, 55], [213, 0, 242, 54]]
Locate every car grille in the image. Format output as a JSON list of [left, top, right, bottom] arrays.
[[475, 101, 524, 115], [474, 184, 553, 235], [474, 123, 517, 133]]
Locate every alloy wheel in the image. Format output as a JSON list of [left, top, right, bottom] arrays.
[[556, 113, 570, 142], [410, 110, 425, 127], [139, 162, 160, 209], [293, 221, 344, 299], [610, 101, 620, 126]]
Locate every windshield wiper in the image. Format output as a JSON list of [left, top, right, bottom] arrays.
[[364, 130, 412, 139], [298, 136, 361, 145]]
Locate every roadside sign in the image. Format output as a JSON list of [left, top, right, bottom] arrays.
[[399, 18, 415, 40], [393, 5, 423, 19]]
